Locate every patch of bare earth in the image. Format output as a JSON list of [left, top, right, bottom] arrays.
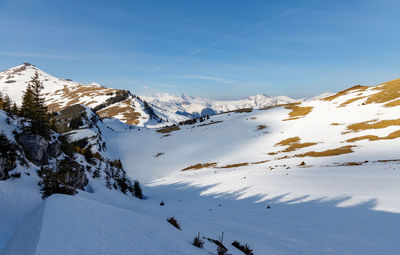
[[274, 137, 318, 153], [282, 104, 313, 121], [346, 118, 400, 132], [322, 85, 369, 101], [97, 99, 140, 125], [295, 145, 355, 157], [364, 79, 400, 106], [157, 125, 180, 133], [182, 162, 217, 171], [339, 96, 366, 107], [347, 130, 400, 142]]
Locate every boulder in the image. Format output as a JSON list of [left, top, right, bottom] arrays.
[[17, 133, 49, 164]]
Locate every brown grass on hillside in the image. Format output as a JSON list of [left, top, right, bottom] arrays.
[[346, 118, 400, 132], [182, 162, 217, 171], [365, 79, 400, 106], [323, 85, 369, 101], [273, 136, 318, 154], [384, 99, 400, 107], [346, 129, 400, 142], [218, 162, 249, 168], [97, 99, 140, 125], [47, 102, 62, 112], [251, 160, 269, 164], [283, 104, 313, 121], [330, 123, 342, 126], [295, 145, 355, 157], [157, 125, 180, 133], [339, 96, 366, 107]]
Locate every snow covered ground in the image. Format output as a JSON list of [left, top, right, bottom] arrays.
[[1, 77, 400, 254]]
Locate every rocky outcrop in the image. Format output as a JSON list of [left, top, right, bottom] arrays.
[[55, 105, 87, 133], [57, 157, 88, 190], [17, 134, 49, 164]]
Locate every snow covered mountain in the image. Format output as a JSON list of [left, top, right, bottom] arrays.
[[141, 93, 298, 122], [0, 63, 163, 127], [1, 66, 400, 254]]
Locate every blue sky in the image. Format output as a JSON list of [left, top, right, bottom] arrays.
[[0, 0, 399, 99]]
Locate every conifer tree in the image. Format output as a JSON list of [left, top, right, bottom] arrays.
[[20, 72, 51, 139]]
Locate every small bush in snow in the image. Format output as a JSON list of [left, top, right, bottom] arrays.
[[232, 240, 253, 255], [217, 245, 229, 255], [167, 217, 181, 230], [192, 232, 204, 248]]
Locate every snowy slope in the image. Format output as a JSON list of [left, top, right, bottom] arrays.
[[141, 92, 298, 121], [0, 63, 162, 127], [1, 77, 400, 254]]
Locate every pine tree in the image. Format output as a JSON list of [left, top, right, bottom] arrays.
[[20, 72, 51, 139], [133, 180, 143, 199]]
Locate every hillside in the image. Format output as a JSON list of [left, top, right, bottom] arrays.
[[0, 76, 400, 254], [0, 63, 163, 126]]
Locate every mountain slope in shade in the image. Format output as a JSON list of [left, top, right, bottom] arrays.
[[141, 93, 298, 121], [0, 63, 162, 126]]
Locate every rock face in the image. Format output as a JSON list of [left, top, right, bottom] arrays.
[[58, 157, 88, 190], [48, 141, 61, 158], [17, 134, 49, 164], [55, 105, 87, 133]]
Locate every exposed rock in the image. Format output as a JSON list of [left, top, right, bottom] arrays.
[[17, 133, 49, 164], [48, 141, 61, 158], [55, 105, 87, 133], [58, 157, 88, 190]]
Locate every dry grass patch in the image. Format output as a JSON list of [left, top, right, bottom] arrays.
[[251, 160, 269, 165], [97, 99, 140, 125], [275, 137, 301, 146], [365, 79, 400, 106], [339, 96, 366, 107], [219, 162, 249, 168], [157, 125, 180, 133], [347, 129, 400, 142], [346, 118, 400, 132], [330, 123, 342, 126], [283, 104, 313, 121], [323, 85, 369, 101], [275, 137, 318, 152], [182, 162, 217, 171], [295, 145, 355, 158]]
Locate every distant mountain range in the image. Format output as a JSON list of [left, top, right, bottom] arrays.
[[0, 63, 326, 126]]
